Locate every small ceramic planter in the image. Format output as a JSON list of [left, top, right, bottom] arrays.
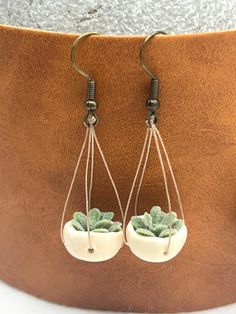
[[126, 220, 187, 262], [63, 221, 123, 262], [63, 208, 123, 262], [126, 207, 187, 263]]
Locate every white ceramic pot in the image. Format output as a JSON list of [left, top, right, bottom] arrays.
[[63, 221, 124, 262], [126, 220, 187, 263]]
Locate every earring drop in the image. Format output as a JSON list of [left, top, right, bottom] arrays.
[[60, 33, 124, 262], [124, 31, 187, 263]]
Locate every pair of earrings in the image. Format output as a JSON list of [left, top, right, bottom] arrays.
[[60, 31, 187, 263]]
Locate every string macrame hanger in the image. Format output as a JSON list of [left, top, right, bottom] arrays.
[[123, 31, 185, 256], [60, 33, 124, 256]]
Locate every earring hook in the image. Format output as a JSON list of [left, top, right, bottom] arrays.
[[70, 32, 100, 127], [140, 31, 167, 80], [140, 31, 167, 127], [70, 32, 100, 81]]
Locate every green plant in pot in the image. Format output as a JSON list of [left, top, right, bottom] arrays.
[[126, 206, 187, 263], [71, 208, 122, 233], [131, 206, 184, 237], [63, 208, 123, 262]]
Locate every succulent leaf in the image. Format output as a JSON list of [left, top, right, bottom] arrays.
[[100, 211, 114, 220], [73, 212, 87, 230], [94, 219, 113, 230], [109, 222, 122, 232], [71, 219, 84, 231], [93, 228, 109, 233], [172, 219, 184, 231], [143, 212, 153, 229], [150, 206, 161, 223], [151, 224, 167, 236], [162, 211, 177, 226], [131, 216, 145, 230], [89, 208, 101, 229], [136, 228, 155, 237], [159, 228, 177, 238]]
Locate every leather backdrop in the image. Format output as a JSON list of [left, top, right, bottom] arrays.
[[0, 24, 236, 313]]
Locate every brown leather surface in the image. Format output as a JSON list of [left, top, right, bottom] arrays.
[[0, 24, 236, 313]]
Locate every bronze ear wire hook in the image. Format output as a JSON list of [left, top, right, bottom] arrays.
[[140, 31, 167, 127], [70, 32, 100, 127]]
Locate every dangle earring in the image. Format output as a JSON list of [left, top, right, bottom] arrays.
[[60, 33, 124, 262], [123, 31, 187, 263]]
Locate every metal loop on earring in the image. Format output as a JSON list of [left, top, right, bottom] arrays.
[[140, 31, 167, 128], [70, 32, 100, 80], [140, 30, 167, 80], [70, 32, 100, 127]]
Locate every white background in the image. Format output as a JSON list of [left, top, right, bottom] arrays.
[[1, 280, 236, 314]]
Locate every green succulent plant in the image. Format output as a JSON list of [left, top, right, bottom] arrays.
[[131, 206, 184, 238], [71, 208, 122, 233]]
